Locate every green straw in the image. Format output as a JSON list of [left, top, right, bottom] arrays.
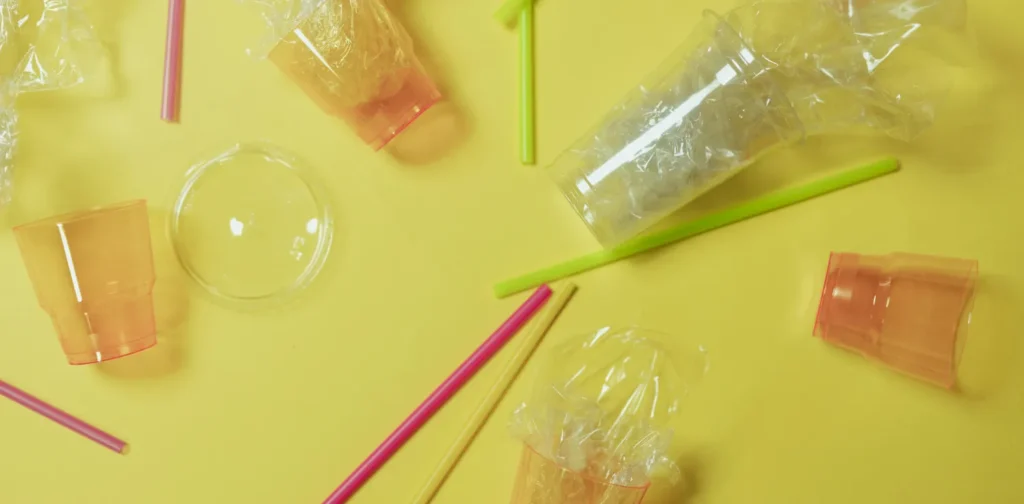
[[495, 0, 530, 27], [494, 158, 901, 298], [519, 1, 536, 165]]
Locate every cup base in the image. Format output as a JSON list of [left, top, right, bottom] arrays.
[[355, 69, 442, 151], [65, 335, 158, 365]]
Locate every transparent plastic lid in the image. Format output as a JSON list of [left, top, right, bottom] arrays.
[[170, 144, 333, 306]]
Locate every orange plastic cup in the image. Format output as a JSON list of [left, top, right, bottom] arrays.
[[14, 200, 158, 365], [509, 445, 649, 504], [267, 0, 441, 151], [814, 252, 978, 388]]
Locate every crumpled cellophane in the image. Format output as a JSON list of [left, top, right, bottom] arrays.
[[0, 0, 97, 207], [247, 0, 417, 107], [0, 93, 15, 207], [550, 0, 967, 247], [508, 327, 708, 503], [0, 0, 96, 92]]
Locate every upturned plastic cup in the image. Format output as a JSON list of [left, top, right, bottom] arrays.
[[14, 200, 158, 365], [509, 445, 649, 504], [814, 252, 978, 388], [267, 0, 441, 151], [548, 10, 802, 247]]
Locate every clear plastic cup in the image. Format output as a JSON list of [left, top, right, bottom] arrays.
[[14, 200, 158, 365], [548, 11, 802, 247], [267, 0, 441, 151], [814, 252, 979, 388], [509, 445, 649, 504]]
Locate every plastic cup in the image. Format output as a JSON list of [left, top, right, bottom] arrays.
[[814, 252, 978, 388], [267, 0, 441, 151], [509, 445, 649, 504], [14, 200, 158, 365], [548, 11, 802, 247]]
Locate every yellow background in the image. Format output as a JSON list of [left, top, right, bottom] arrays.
[[1, 0, 1022, 502]]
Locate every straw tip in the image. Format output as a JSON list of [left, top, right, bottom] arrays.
[[493, 283, 515, 299]]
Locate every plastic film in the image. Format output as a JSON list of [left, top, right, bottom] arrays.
[[509, 327, 708, 502], [550, 0, 967, 246]]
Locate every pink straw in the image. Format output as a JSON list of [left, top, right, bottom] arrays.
[[0, 379, 127, 454], [161, 0, 185, 122], [322, 284, 553, 503]]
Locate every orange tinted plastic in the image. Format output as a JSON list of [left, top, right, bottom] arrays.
[[14, 200, 157, 365], [267, 0, 441, 151], [509, 445, 649, 504], [814, 252, 978, 388]]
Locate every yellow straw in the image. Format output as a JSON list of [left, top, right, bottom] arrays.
[[410, 283, 579, 504]]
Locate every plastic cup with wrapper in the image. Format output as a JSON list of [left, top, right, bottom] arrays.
[[548, 11, 802, 247], [14, 200, 158, 365], [263, 0, 441, 150], [550, 0, 966, 246], [508, 327, 708, 503], [814, 252, 978, 388]]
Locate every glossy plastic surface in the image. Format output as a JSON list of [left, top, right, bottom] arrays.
[[509, 445, 648, 504], [551, 1, 965, 246], [170, 144, 333, 307], [727, 0, 967, 140], [13, 200, 157, 365], [814, 252, 978, 388], [511, 327, 708, 489], [549, 12, 802, 246], [0, 0, 97, 93], [0, 0, 98, 208], [261, 0, 441, 150]]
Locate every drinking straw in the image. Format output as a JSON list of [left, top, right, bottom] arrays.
[[519, 0, 536, 165], [0, 379, 127, 454], [322, 285, 553, 504], [161, 0, 185, 122], [494, 157, 901, 298], [411, 283, 578, 504], [495, 0, 531, 27]]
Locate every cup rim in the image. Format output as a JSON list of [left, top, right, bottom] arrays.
[[13, 199, 147, 233]]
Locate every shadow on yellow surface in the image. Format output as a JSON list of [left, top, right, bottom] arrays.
[[643, 451, 711, 504], [386, 101, 470, 165], [956, 273, 1022, 400], [384, 0, 471, 164]]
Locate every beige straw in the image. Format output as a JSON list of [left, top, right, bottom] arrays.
[[411, 283, 578, 504]]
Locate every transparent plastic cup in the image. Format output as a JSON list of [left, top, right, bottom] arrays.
[[814, 252, 978, 388], [548, 11, 802, 247], [14, 200, 157, 365], [509, 445, 649, 504], [267, 0, 441, 151]]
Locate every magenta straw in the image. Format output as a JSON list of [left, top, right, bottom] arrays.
[[161, 0, 185, 122], [0, 379, 127, 454], [322, 285, 553, 504]]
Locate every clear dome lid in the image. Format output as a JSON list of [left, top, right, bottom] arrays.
[[170, 143, 333, 307]]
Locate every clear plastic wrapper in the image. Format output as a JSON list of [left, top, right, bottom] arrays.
[[0, 98, 15, 207], [509, 327, 708, 503], [246, 0, 441, 149], [551, 0, 966, 246], [0, 0, 97, 92], [0, 0, 98, 208]]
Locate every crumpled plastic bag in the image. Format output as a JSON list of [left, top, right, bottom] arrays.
[[509, 327, 708, 498]]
